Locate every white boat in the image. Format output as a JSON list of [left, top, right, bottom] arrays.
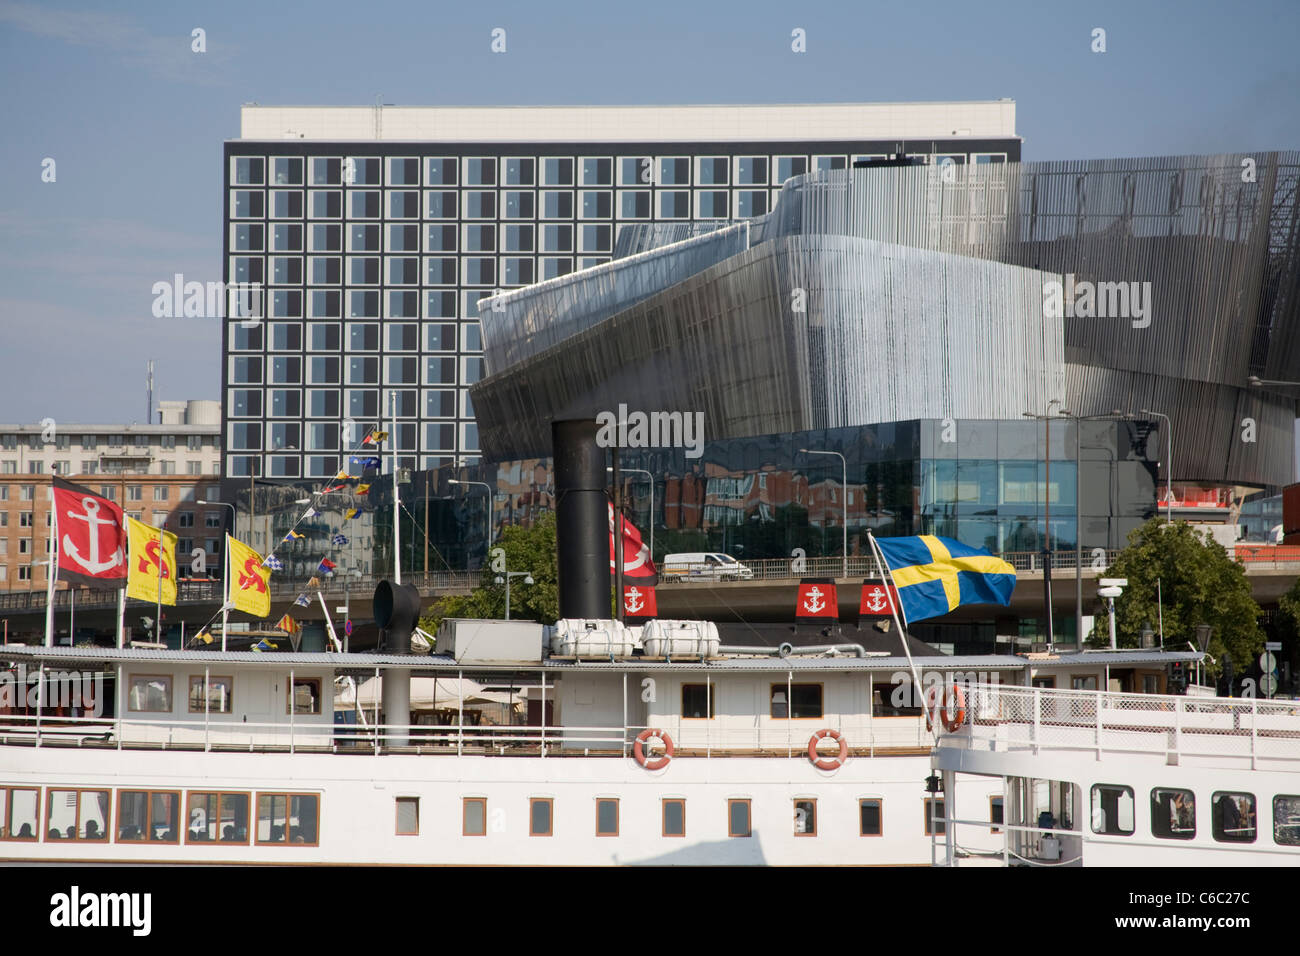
[[0, 636, 1260, 866], [930, 680, 1300, 866]]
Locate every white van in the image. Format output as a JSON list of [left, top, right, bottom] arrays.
[[662, 552, 754, 582]]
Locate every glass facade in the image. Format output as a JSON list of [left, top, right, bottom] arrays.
[[229, 417, 1156, 584]]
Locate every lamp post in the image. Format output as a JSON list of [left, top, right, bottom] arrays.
[[495, 570, 534, 620], [1138, 409, 1174, 522], [608, 466, 655, 562], [1023, 399, 1062, 649], [799, 448, 848, 578], [197, 500, 238, 548], [448, 479, 494, 567]]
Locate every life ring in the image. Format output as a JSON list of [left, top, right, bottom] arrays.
[[633, 728, 674, 770], [807, 728, 848, 770], [924, 684, 968, 733]]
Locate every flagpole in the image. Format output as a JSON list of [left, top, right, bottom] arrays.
[[156, 525, 164, 645], [866, 532, 930, 735], [221, 533, 230, 653], [390, 391, 401, 586], [44, 488, 58, 647], [116, 586, 125, 649]]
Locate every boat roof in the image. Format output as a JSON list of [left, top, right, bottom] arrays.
[[0, 644, 1027, 673], [1024, 650, 1205, 668]]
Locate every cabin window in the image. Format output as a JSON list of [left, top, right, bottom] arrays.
[[188, 675, 233, 713], [396, 797, 419, 836], [1273, 795, 1300, 846], [1211, 792, 1256, 843], [128, 674, 173, 712], [1150, 788, 1195, 840], [662, 799, 686, 837], [529, 798, 553, 836], [728, 799, 751, 838], [0, 787, 40, 840], [288, 678, 322, 715], [596, 798, 619, 836], [1143, 674, 1160, 694], [1071, 676, 1098, 691], [116, 790, 179, 843], [186, 792, 250, 843], [990, 795, 1004, 834], [1091, 784, 1135, 835], [463, 798, 487, 836], [924, 797, 946, 836], [859, 799, 882, 836], [44, 789, 110, 842], [256, 792, 319, 845], [681, 683, 714, 718], [794, 799, 816, 836], [770, 683, 822, 719]]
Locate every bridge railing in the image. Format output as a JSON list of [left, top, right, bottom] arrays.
[[657, 550, 1125, 584], [0, 571, 481, 613]]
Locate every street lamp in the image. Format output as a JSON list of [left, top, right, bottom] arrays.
[[1137, 409, 1174, 522], [197, 499, 237, 551], [799, 448, 848, 578], [494, 570, 534, 620], [448, 479, 494, 562], [608, 466, 655, 562], [1247, 375, 1300, 389], [1022, 399, 1063, 649]]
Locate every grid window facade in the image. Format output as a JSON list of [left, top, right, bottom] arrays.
[[223, 134, 1019, 477]]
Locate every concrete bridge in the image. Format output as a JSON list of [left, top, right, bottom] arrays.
[[2, 551, 1294, 647]]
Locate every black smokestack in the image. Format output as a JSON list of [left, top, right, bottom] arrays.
[[374, 580, 422, 653], [553, 419, 609, 620]]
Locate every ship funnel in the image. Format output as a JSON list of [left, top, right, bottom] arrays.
[[552, 420, 610, 620]]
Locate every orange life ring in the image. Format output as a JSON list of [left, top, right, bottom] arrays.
[[633, 728, 674, 770], [925, 684, 967, 733], [807, 728, 848, 770]]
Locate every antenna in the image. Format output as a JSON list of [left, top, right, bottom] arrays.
[[146, 359, 154, 423]]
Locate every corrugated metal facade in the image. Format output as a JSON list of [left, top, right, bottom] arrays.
[[473, 153, 1300, 488]]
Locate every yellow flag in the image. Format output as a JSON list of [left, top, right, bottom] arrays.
[[126, 517, 178, 605], [226, 534, 271, 618]]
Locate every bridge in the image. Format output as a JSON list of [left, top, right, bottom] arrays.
[[1, 550, 1295, 646]]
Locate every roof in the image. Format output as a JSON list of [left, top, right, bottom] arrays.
[[0, 644, 1025, 674], [1026, 650, 1205, 668], [237, 101, 1018, 143]]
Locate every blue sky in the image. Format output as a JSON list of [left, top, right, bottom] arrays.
[[0, 0, 1297, 472]]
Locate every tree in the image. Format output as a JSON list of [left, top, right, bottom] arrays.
[[1278, 577, 1300, 646], [419, 512, 559, 633], [1089, 518, 1264, 674]]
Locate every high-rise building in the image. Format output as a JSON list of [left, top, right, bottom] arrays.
[[223, 102, 1021, 481]]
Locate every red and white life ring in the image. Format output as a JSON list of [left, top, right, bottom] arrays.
[[807, 728, 848, 771], [633, 728, 674, 770], [924, 684, 968, 733]]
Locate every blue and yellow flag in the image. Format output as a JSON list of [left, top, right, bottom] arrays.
[[874, 535, 1016, 623]]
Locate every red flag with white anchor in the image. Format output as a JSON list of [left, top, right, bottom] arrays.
[[859, 580, 900, 617], [622, 584, 658, 622], [51, 477, 127, 589], [609, 503, 657, 583], [795, 578, 838, 619]]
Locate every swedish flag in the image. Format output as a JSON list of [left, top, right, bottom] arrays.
[[874, 535, 1016, 623]]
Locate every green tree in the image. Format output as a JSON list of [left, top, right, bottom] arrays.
[[418, 512, 559, 633], [1278, 577, 1300, 645], [1090, 519, 1264, 674]]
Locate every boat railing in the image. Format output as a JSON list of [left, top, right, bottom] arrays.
[[944, 682, 1300, 770], [0, 710, 933, 757]]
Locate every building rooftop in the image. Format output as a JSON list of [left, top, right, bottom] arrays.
[[237, 100, 1019, 143]]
